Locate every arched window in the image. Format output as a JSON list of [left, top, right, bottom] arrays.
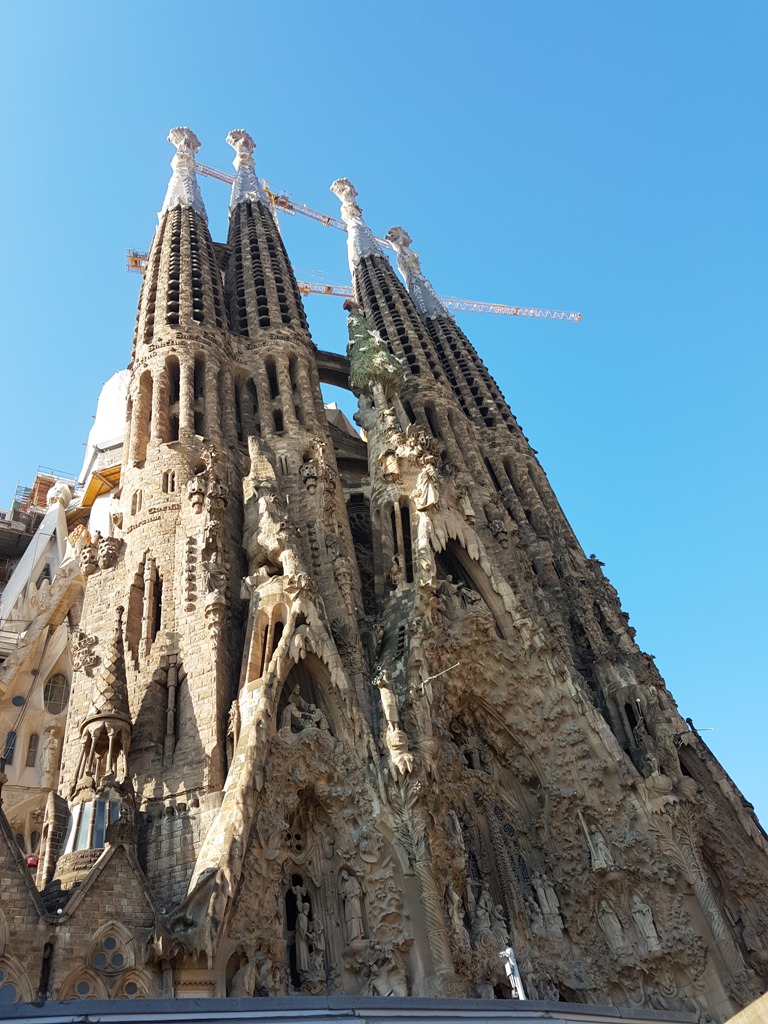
[[25, 733, 39, 768]]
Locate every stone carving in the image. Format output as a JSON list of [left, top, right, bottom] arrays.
[[340, 870, 365, 943], [47, 480, 73, 508], [229, 955, 256, 997], [279, 685, 329, 734], [187, 470, 207, 513], [385, 727, 415, 781], [374, 669, 399, 730], [71, 628, 100, 675], [533, 873, 564, 940], [300, 456, 318, 493], [484, 501, 509, 547], [162, 126, 206, 219], [631, 894, 662, 955], [39, 727, 60, 789], [330, 179, 382, 270], [414, 454, 439, 511], [386, 226, 451, 320], [598, 899, 629, 956], [226, 128, 271, 210], [79, 537, 99, 576], [96, 534, 120, 570]]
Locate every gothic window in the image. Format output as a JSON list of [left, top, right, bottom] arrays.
[[161, 471, 176, 493], [24, 733, 39, 768], [43, 674, 69, 714]]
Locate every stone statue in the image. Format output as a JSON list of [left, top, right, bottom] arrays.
[[589, 829, 614, 872], [533, 873, 563, 939], [414, 454, 439, 511], [309, 917, 326, 977], [631, 894, 661, 954], [39, 727, 60, 788], [296, 900, 310, 975], [340, 870, 365, 942], [229, 955, 256, 997], [598, 899, 627, 955], [375, 669, 399, 730], [446, 884, 469, 943]]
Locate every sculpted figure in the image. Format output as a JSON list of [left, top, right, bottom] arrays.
[[414, 454, 439, 510], [533, 873, 563, 939], [631, 894, 661, 954], [39, 727, 60, 787], [446, 884, 469, 944], [295, 900, 310, 975], [589, 829, 614, 872], [340, 870, 365, 942], [598, 899, 628, 955], [385, 727, 414, 779], [375, 669, 399, 730], [300, 457, 318, 493], [229, 956, 256, 997], [309, 917, 326, 977]]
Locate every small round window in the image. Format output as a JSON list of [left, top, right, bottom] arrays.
[[90, 934, 127, 973], [75, 980, 91, 997], [44, 674, 70, 715]]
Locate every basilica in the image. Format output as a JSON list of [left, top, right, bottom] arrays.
[[0, 127, 765, 1022]]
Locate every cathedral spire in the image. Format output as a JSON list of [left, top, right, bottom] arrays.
[[82, 606, 131, 733], [226, 129, 271, 212], [330, 178, 382, 272], [161, 126, 207, 221], [386, 226, 450, 319]]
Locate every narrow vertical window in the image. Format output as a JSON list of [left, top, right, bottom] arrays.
[[25, 733, 40, 768]]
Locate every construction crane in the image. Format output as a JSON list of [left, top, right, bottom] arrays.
[[127, 163, 583, 323], [127, 250, 580, 323]]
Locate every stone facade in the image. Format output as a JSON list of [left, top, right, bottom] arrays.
[[0, 127, 766, 1021]]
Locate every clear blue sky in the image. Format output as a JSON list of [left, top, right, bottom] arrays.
[[1, 2, 766, 822]]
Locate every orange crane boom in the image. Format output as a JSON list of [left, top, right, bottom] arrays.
[[126, 251, 581, 323], [127, 163, 582, 322], [196, 162, 393, 249]]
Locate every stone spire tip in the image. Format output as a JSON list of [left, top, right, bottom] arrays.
[[330, 178, 382, 272], [386, 226, 449, 319], [227, 128, 271, 212], [161, 126, 207, 221]]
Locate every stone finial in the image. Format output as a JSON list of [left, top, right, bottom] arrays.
[[226, 129, 271, 212], [386, 226, 450, 319], [330, 178, 382, 271], [161, 126, 207, 221], [82, 606, 131, 728]]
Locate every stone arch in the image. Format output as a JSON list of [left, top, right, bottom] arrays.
[[0, 953, 33, 1005], [435, 539, 506, 638], [276, 656, 339, 738], [112, 968, 158, 999], [57, 965, 109, 1001], [87, 920, 136, 974]]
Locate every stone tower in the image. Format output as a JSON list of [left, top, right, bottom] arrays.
[[2, 127, 764, 1019]]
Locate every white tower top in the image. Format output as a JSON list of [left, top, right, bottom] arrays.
[[161, 126, 207, 221], [226, 129, 272, 212], [386, 226, 450, 319], [330, 178, 382, 272]]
